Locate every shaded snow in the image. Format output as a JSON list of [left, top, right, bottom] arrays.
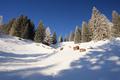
[[0, 35, 120, 80]]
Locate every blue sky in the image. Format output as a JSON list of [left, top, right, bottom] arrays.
[[0, 0, 120, 37]]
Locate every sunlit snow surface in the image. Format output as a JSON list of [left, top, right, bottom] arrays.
[[0, 35, 120, 80]]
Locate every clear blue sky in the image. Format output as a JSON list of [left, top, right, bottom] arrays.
[[0, 0, 120, 37]]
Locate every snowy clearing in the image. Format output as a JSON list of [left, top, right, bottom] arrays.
[[0, 35, 120, 80]]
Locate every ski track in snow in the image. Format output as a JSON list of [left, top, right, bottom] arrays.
[[0, 35, 120, 80]]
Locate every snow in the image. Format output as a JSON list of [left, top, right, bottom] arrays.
[[0, 35, 54, 54], [0, 35, 120, 80]]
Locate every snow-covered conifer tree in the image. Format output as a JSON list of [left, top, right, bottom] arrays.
[[69, 31, 75, 41], [89, 7, 112, 41], [44, 27, 51, 45], [74, 26, 81, 43], [112, 11, 120, 37], [81, 21, 90, 42]]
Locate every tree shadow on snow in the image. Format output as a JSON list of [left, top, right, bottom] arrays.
[[0, 51, 57, 80], [0, 51, 56, 63], [0, 65, 55, 80], [1, 39, 120, 80], [54, 40, 120, 80]]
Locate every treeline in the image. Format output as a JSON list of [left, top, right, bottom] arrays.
[[63, 7, 120, 43], [2, 15, 57, 45], [1, 7, 120, 45], [62, 22, 91, 44]]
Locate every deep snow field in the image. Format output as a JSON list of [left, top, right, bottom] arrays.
[[0, 35, 120, 80]]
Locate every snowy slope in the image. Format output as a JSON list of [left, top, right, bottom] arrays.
[[0, 35, 120, 80], [0, 35, 54, 54]]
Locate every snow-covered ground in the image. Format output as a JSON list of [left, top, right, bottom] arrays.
[[0, 35, 120, 80]]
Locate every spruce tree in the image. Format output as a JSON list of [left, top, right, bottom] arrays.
[[34, 21, 45, 43], [69, 31, 75, 41], [89, 7, 112, 41], [22, 20, 35, 40], [4, 18, 15, 34], [9, 20, 18, 36], [44, 27, 51, 45], [20, 15, 28, 38], [51, 32, 57, 44], [1, 24, 8, 34], [89, 6, 100, 37], [112, 11, 120, 37], [9, 15, 28, 37], [81, 21, 90, 42], [59, 35, 63, 43], [74, 26, 81, 43], [16, 15, 26, 37]]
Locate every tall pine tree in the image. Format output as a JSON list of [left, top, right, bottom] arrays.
[[15, 15, 27, 37], [59, 35, 63, 43], [74, 26, 81, 43], [112, 11, 120, 37], [89, 7, 112, 41], [44, 27, 51, 45], [34, 21, 45, 43], [81, 21, 90, 42], [69, 31, 75, 41], [21, 20, 35, 40], [3, 18, 16, 34], [9, 15, 35, 40], [9, 20, 18, 36], [51, 32, 57, 44]]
